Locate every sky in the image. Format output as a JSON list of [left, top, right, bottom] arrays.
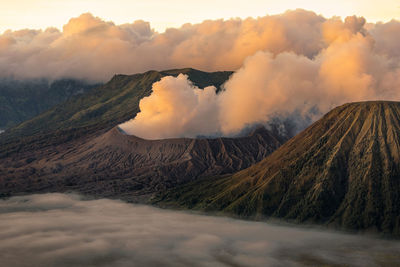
[[1, 0, 399, 33]]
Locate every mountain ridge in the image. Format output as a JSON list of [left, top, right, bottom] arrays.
[[154, 101, 400, 236], [0, 78, 99, 130], [0, 68, 289, 203], [0, 68, 232, 158], [0, 125, 283, 202]]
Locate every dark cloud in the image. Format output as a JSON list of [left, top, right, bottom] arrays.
[[0, 193, 399, 267]]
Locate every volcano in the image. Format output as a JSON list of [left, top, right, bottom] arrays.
[[0, 126, 283, 201], [0, 68, 286, 202], [155, 101, 400, 236]]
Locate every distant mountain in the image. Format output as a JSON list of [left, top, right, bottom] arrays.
[[0, 126, 283, 201], [154, 101, 400, 236], [0, 68, 232, 158], [0, 78, 99, 130]]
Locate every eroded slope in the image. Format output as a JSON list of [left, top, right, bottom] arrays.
[[156, 101, 400, 236]]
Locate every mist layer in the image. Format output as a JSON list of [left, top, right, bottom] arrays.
[[0, 193, 399, 267]]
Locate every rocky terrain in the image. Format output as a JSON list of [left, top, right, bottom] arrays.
[[155, 101, 400, 236], [0, 68, 289, 202], [0, 126, 282, 201], [2, 66, 399, 237]]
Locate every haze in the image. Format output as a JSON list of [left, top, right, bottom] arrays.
[[1, 193, 399, 267]]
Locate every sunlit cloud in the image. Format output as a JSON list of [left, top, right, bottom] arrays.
[[121, 15, 400, 139], [0, 10, 328, 81], [2, 10, 400, 138]]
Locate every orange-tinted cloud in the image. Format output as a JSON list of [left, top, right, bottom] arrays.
[[121, 14, 400, 139], [0, 10, 328, 81], [119, 74, 220, 139], [2, 10, 400, 138], [1, 10, 399, 84]]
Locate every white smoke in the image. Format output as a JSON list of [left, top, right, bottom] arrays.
[[119, 74, 220, 139], [121, 15, 400, 139]]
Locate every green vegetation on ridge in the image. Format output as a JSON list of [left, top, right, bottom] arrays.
[[0, 68, 232, 157], [0, 78, 98, 129]]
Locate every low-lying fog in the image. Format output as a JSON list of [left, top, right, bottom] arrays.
[[0, 194, 399, 267]]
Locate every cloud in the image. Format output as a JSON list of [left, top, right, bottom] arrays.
[[0, 193, 399, 267], [3, 9, 398, 83], [119, 74, 220, 139], [121, 14, 400, 139], [3, 10, 400, 138], [0, 10, 328, 81]]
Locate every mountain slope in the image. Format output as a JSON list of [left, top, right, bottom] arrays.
[[155, 101, 400, 236], [0, 68, 232, 157], [0, 126, 282, 201], [0, 78, 98, 130], [1, 68, 287, 202]]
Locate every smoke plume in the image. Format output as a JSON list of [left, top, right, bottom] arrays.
[[119, 74, 220, 139], [1, 193, 399, 267], [121, 15, 400, 139]]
